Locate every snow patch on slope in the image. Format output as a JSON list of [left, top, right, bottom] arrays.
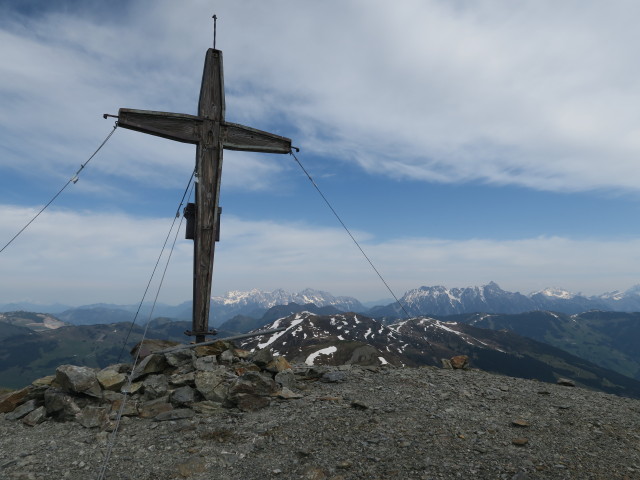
[[305, 346, 337, 365]]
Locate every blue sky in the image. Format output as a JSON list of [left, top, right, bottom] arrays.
[[2, 0, 640, 305]]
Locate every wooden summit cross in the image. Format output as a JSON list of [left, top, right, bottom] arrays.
[[113, 48, 292, 343]]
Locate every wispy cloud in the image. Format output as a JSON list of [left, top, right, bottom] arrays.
[[5, 1, 640, 193], [216, 1, 640, 193], [1, 205, 638, 304]]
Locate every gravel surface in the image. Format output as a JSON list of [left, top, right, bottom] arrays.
[[2, 365, 640, 480]]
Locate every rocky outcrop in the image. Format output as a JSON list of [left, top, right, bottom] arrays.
[[0, 339, 310, 428]]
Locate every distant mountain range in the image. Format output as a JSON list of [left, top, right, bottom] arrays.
[[0, 288, 364, 327], [3, 282, 640, 328], [369, 282, 640, 320], [209, 288, 364, 324]]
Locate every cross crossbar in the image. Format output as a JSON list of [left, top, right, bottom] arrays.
[[118, 109, 291, 153]]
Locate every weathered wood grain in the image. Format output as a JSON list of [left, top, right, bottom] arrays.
[[115, 48, 292, 342], [223, 122, 291, 153], [117, 109, 201, 144]]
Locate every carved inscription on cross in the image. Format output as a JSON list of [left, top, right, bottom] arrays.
[[116, 49, 292, 342]]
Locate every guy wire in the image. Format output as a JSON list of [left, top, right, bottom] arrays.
[[289, 150, 412, 320], [0, 123, 118, 254], [116, 170, 196, 362], [97, 177, 193, 480]]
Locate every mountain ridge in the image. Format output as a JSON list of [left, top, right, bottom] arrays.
[[4, 282, 640, 325], [369, 281, 640, 319], [238, 311, 640, 398]]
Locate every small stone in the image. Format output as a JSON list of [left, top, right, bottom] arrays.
[[44, 388, 81, 421], [55, 365, 102, 398], [351, 400, 369, 410], [219, 349, 236, 364], [105, 390, 121, 403], [277, 387, 303, 399], [164, 348, 194, 367], [170, 385, 197, 406], [169, 372, 196, 386], [109, 395, 138, 416], [265, 356, 292, 373], [31, 375, 56, 387], [227, 372, 278, 411], [450, 355, 469, 369], [194, 355, 218, 372], [234, 365, 261, 376], [557, 378, 576, 387], [512, 437, 529, 446], [320, 371, 347, 383], [296, 366, 327, 379], [130, 354, 167, 381], [22, 406, 47, 426], [251, 348, 274, 368], [142, 374, 169, 400], [138, 397, 173, 419], [96, 367, 127, 392], [512, 419, 530, 428], [153, 408, 195, 422], [440, 358, 453, 369], [233, 348, 251, 359], [190, 400, 224, 415], [130, 339, 179, 359], [194, 368, 230, 403], [274, 369, 296, 389], [194, 340, 232, 358], [317, 396, 342, 402], [121, 381, 143, 395], [4, 399, 38, 420], [77, 406, 108, 429], [336, 460, 352, 469]]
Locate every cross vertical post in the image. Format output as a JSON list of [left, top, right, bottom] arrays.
[[113, 48, 292, 342]]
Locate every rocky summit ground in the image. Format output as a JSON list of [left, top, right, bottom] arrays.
[[2, 365, 640, 480]]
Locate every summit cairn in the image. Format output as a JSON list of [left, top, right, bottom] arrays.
[[0, 339, 302, 428]]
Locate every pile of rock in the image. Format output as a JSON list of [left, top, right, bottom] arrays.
[[441, 354, 469, 369], [0, 339, 309, 429]]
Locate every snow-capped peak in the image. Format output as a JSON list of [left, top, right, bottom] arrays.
[[532, 287, 575, 300], [597, 290, 625, 301]]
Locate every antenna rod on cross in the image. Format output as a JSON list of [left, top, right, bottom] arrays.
[[212, 15, 218, 49], [113, 45, 292, 343]]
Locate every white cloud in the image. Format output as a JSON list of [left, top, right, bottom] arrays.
[[3, 1, 640, 306], [214, 0, 640, 193], [1, 205, 638, 305], [5, 1, 640, 194]]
